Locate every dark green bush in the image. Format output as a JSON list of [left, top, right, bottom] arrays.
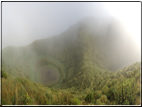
[[136, 89, 140, 96], [85, 93, 93, 103], [107, 87, 115, 101], [94, 91, 102, 99], [114, 80, 136, 105], [102, 85, 109, 95], [2, 70, 7, 79], [122, 99, 130, 105], [71, 97, 81, 105]]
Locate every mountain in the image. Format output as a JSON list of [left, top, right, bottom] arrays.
[[2, 17, 140, 88], [2, 17, 141, 105]]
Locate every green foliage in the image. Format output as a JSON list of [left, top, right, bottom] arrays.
[[2, 61, 141, 105], [85, 93, 93, 103], [100, 95, 108, 103], [102, 85, 109, 95], [95, 99, 105, 105], [2, 70, 7, 79], [122, 99, 129, 105], [107, 87, 115, 101], [2, 30, 141, 106], [22, 93, 32, 105], [2, 76, 53, 105], [114, 78, 136, 105], [106, 81, 112, 88], [94, 91, 102, 99], [71, 97, 81, 105], [136, 88, 140, 97]]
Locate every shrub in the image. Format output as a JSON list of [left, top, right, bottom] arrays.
[[122, 99, 130, 105], [53, 92, 73, 105], [22, 93, 32, 105], [114, 80, 136, 105], [85, 93, 93, 103], [2, 70, 7, 79], [136, 89, 140, 96], [100, 95, 108, 103], [110, 101, 116, 105], [107, 87, 115, 101], [135, 73, 140, 81], [102, 85, 109, 95], [94, 91, 102, 99], [71, 97, 81, 105], [106, 81, 112, 88], [95, 99, 104, 105]]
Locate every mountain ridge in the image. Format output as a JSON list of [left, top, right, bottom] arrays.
[[2, 17, 141, 105], [2, 17, 140, 89]]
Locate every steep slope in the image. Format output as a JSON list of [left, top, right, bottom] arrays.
[[2, 62, 141, 105], [2, 17, 141, 90]]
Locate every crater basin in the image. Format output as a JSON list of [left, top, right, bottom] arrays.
[[36, 65, 60, 86]]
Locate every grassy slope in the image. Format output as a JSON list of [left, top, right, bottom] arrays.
[[2, 62, 141, 105]]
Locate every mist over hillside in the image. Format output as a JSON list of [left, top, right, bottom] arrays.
[[2, 17, 141, 88], [2, 16, 141, 105]]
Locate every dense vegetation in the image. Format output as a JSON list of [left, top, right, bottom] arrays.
[[2, 17, 141, 105], [2, 62, 141, 105]]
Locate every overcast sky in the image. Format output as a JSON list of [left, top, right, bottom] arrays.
[[2, 2, 141, 49]]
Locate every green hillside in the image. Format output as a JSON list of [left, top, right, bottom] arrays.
[[2, 17, 141, 105], [2, 62, 141, 105]]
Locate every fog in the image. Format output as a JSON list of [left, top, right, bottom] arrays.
[[1, 2, 141, 90], [2, 2, 140, 51], [1, 2, 104, 49]]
